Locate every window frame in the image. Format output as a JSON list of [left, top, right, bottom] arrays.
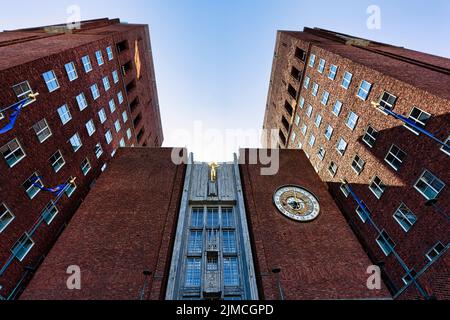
[[57, 104, 72, 125], [0, 203, 15, 233], [341, 71, 353, 89], [414, 170, 445, 200], [369, 176, 386, 199], [69, 133, 83, 153], [32, 118, 52, 143], [42, 70, 60, 92], [393, 203, 417, 232], [336, 138, 348, 156], [81, 55, 93, 73], [1, 138, 26, 168], [64, 62, 78, 81], [328, 64, 338, 80], [49, 150, 65, 173], [357, 80, 372, 101], [384, 144, 406, 171], [81, 158, 92, 176]]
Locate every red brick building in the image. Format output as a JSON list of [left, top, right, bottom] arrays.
[[263, 28, 449, 299], [0, 18, 163, 299], [22, 148, 390, 300]]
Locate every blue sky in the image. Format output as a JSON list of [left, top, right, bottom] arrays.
[[1, 0, 449, 161]]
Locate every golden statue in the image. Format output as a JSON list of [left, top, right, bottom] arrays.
[[208, 162, 220, 182]]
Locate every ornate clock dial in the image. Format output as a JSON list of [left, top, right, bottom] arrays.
[[273, 186, 320, 222]]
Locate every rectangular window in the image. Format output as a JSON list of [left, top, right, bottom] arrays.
[[291, 132, 296, 142], [308, 54, 316, 67], [98, 108, 107, 124], [301, 124, 307, 136], [356, 205, 369, 223], [0, 203, 15, 233], [42, 70, 59, 92], [441, 135, 450, 156], [402, 270, 417, 285], [405, 107, 431, 134], [114, 120, 121, 133], [341, 71, 353, 89], [69, 133, 82, 152], [308, 134, 316, 147], [207, 256, 219, 271], [50, 150, 65, 173], [82, 55, 93, 73], [127, 128, 132, 140], [363, 126, 379, 148], [90, 84, 100, 100], [336, 138, 348, 156], [317, 58, 326, 73], [385, 145, 406, 171], [191, 208, 204, 228], [426, 242, 445, 262], [315, 114, 322, 128], [65, 62, 78, 81], [340, 182, 350, 197], [106, 46, 114, 61], [11, 233, 34, 262], [328, 162, 337, 177], [112, 70, 119, 84], [122, 112, 129, 124], [1, 138, 26, 168], [42, 201, 58, 225], [223, 230, 237, 254], [369, 176, 386, 199], [324, 125, 333, 141], [346, 112, 359, 130], [222, 207, 234, 228], [351, 155, 365, 175], [295, 114, 300, 126], [303, 76, 310, 89], [414, 170, 445, 200], [23, 173, 42, 200], [357, 80, 372, 100], [119, 138, 125, 147], [81, 158, 91, 176], [312, 83, 319, 97], [118, 91, 124, 104], [223, 257, 240, 287], [207, 207, 219, 228], [65, 179, 77, 198], [86, 119, 96, 136], [12, 81, 33, 101], [103, 76, 111, 91], [95, 143, 103, 159], [321, 91, 330, 105], [76, 93, 88, 111], [185, 258, 201, 287], [376, 231, 396, 256], [32, 118, 52, 143], [299, 96, 305, 109], [57, 104, 72, 125], [105, 130, 113, 145], [332, 100, 342, 117], [328, 64, 338, 80], [101, 164, 107, 172], [95, 50, 104, 66], [317, 147, 326, 161], [188, 230, 203, 255], [306, 105, 313, 118], [109, 99, 116, 113], [379, 91, 397, 111], [393, 203, 417, 232]]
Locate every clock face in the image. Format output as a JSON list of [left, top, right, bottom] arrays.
[[273, 186, 320, 222]]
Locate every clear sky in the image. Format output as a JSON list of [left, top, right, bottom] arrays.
[[1, 0, 449, 161]]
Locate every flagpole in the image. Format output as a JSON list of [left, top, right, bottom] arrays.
[[0, 93, 39, 114]]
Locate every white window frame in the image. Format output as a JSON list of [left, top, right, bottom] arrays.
[[50, 150, 65, 173], [301, 124, 307, 136], [119, 138, 126, 147], [127, 128, 132, 140], [379, 91, 397, 111], [384, 144, 406, 171], [345, 111, 359, 131], [426, 242, 446, 262], [69, 133, 82, 152], [315, 114, 322, 128], [112, 70, 119, 84], [105, 130, 113, 145], [308, 134, 316, 147], [11, 233, 34, 262], [57, 104, 72, 125], [369, 176, 385, 199], [363, 126, 378, 148], [324, 125, 333, 141], [321, 91, 330, 105], [317, 58, 326, 73], [91, 84, 100, 100], [328, 64, 338, 80], [357, 80, 372, 101], [336, 138, 348, 156], [23, 173, 42, 200], [294, 114, 300, 126], [103, 76, 111, 91], [303, 76, 310, 90], [64, 62, 78, 81], [351, 155, 365, 175], [98, 108, 107, 124], [1, 138, 26, 168], [393, 203, 417, 232], [76, 93, 88, 111], [341, 71, 353, 89], [306, 105, 313, 118], [81, 158, 92, 176], [312, 83, 319, 97], [404, 107, 431, 135], [414, 170, 445, 200], [33, 118, 52, 143], [332, 101, 342, 116], [82, 55, 93, 73], [42, 201, 58, 225], [86, 119, 96, 136], [106, 46, 114, 61], [114, 120, 121, 133], [118, 91, 124, 104], [356, 205, 369, 223], [441, 135, 450, 156], [95, 143, 103, 159], [317, 147, 326, 161], [95, 50, 104, 66], [12, 81, 33, 101], [0, 203, 15, 233], [109, 99, 116, 113], [376, 230, 396, 256], [308, 54, 316, 67], [42, 70, 60, 92], [299, 96, 305, 109]]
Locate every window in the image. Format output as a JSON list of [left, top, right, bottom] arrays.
[[42, 201, 58, 225], [332, 100, 342, 116], [95, 50, 104, 66], [351, 155, 365, 175], [65, 62, 78, 81], [295, 114, 300, 126], [42, 70, 59, 92], [308, 134, 316, 147], [102, 76, 111, 91], [324, 125, 333, 141], [318, 58, 326, 73], [32, 119, 52, 143], [426, 242, 445, 262], [223, 230, 237, 254], [111, 149, 117, 158], [356, 205, 369, 223], [50, 150, 65, 172], [341, 71, 353, 89], [379, 91, 397, 111], [346, 111, 359, 130], [393, 203, 417, 232], [402, 270, 417, 285], [312, 83, 319, 97], [119, 138, 125, 147], [86, 119, 96, 136], [363, 126, 379, 148], [98, 108, 107, 124], [105, 130, 113, 144], [109, 99, 116, 113], [328, 64, 338, 80], [414, 170, 445, 200], [315, 114, 322, 128], [185, 258, 201, 287], [57, 104, 72, 125], [321, 91, 330, 105], [12, 81, 33, 100], [106, 46, 114, 60], [222, 207, 234, 228], [328, 162, 337, 177], [69, 133, 82, 152], [101, 164, 107, 172], [308, 54, 316, 67], [369, 176, 386, 199], [191, 208, 204, 228], [127, 128, 132, 140], [441, 136, 450, 156], [376, 231, 395, 256], [76, 93, 88, 111], [0, 204, 15, 233], [340, 182, 350, 197], [82, 55, 93, 73], [207, 256, 219, 271], [207, 208, 219, 228], [357, 80, 372, 100], [1, 138, 26, 168], [114, 120, 121, 133], [306, 105, 313, 118], [11, 233, 34, 261], [95, 143, 103, 158], [336, 138, 348, 156], [405, 107, 431, 134], [23, 173, 42, 200], [118, 91, 124, 104], [303, 76, 310, 89], [317, 147, 326, 161], [90, 84, 100, 100], [291, 132, 296, 142], [112, 70, 119, 84], [385, 145, 406, 171], [299, 96, 305, 109], [295, 47, 306, 61], [288, 84, 297, 99], [224, 257, 240, 287], [65, 179, 77, 197], [122, 111, 128, 123], [301, 124, 307, 136]]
